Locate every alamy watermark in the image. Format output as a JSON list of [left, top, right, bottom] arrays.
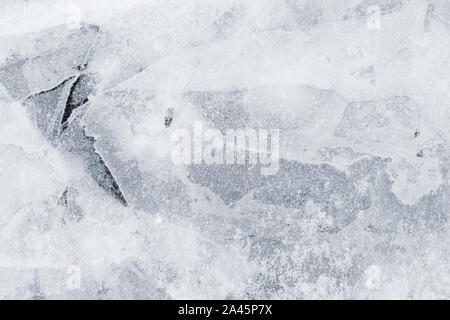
[[171, 121, 279, 175]]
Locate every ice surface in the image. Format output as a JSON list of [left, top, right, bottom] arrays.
[[0, 0, 449, 299]]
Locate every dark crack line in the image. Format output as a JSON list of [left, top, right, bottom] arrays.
[[60, 75, 89, 127], [85, 133, 128, 207]]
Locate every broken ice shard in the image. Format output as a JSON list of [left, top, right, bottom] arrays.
[[25, 75, 127, 205], [59, 118, 128, 206], [0, 25, 99, 100], [24, 76, 76, 144]]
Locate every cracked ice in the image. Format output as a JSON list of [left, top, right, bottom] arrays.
[[0, 0, 449, 299]]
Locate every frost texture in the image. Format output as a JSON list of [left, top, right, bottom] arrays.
[[0, 0, 449, 299]]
